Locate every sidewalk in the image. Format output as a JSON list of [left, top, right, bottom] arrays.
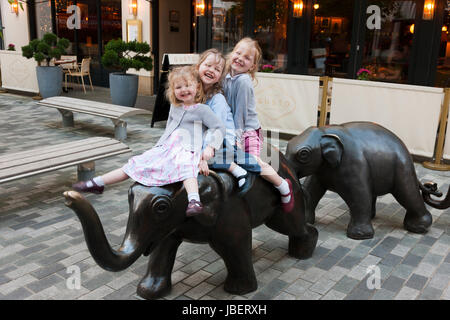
[[0, 89, 449, 300]]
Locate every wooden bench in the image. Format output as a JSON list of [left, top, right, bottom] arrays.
[[0, 137, 131, 184], [38, 96, 152, 140]]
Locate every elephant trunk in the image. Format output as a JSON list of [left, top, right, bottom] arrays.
[[64, 191, 145, 272], [420, 183, 450, 210]]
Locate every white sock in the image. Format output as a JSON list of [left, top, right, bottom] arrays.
[[187, 192, 200, 202], [275, 179, 291, 203], [86, 176, 105, 187], [230, 166, 247, 187]]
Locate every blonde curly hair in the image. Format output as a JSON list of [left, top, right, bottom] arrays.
[[226, 37, 262, 80], [165, 66, 205, 106], [196, 48, 227, 100]]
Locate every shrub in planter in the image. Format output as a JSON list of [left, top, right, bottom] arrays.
[[101, 39, 153, 107], [21, 33, 70, 98], [22, 33, 70, 66]]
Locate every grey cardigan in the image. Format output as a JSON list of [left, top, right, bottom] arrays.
[[223, 73, 261, 141], [155, 104, 225, 153]]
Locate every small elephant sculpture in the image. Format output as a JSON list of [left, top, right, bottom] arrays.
[[63, 147, 318, 299], [285, 121, 450, 240]]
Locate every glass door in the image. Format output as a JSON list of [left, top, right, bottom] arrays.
[[54, 0, 121, 86], [211, 0, 245, 54], [360, 1, 416, 83], [308, 0, 355, 77]]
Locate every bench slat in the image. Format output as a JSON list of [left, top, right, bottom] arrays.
[[0, 149, 131, 184], [0, 143, 131, 180], [42, 96, 135, 113], [0, 138, 126, 170], [0, 137, 109, 163], [39, 97, 152, 119], [38, 102, 124, 119]]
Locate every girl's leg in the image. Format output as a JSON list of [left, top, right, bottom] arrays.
[[228, 162, 248, 188], [100, 168, 129, 184], [184, 178, 204, 217], [256, 157, 294, 213], [72, 168, 129, 194]]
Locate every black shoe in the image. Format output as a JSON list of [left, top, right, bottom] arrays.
[[72, 179, 104, 194], [236, 173, 253, 197]]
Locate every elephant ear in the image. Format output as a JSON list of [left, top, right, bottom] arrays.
[[320, 134, 344, 168]]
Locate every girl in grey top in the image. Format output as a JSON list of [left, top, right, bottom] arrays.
[[224, 37, 295, 213], [73, 66, 225, 217], [196, 48, 261, 195]]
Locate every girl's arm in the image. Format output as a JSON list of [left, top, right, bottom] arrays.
[[233, 80, 252, 141], [201, 107, 226, 151]]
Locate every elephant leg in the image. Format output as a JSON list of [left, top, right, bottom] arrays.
[[392, 187, 432, 234], [137, 233, 182, 300], [342, 188, 375, 240], [210, 233, 257, 295], [302, 175, 327, 224]]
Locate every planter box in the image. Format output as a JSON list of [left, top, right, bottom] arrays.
[[0, 50, 39, 93]]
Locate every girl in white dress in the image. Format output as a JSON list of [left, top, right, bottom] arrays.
[[72, 66, 225, 216]]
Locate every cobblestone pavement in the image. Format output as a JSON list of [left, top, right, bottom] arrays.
[[0, 92, 449, 300]]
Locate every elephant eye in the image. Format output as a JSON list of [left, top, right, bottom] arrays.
[[156, 203, 168, 213], [297, 147, 311, 164], [151, 196, 172, 219]]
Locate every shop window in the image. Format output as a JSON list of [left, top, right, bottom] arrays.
[[309, 0, 354, 77], [35, 0, 53, 39], [435, 4, 450, 87], [211, 0, 244, 54], [254, 0, 288, 72], [361, 1, 416, 84]]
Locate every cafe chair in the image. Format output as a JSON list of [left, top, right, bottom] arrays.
[[65, 58, 93, 93]]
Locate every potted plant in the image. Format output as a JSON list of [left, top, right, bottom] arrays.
[[21, 33, 70, 98], [101, 39, 153, 107]]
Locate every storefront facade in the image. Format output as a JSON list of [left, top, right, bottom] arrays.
[[0, 0, 449, 91], [196, 0, 449, 87]]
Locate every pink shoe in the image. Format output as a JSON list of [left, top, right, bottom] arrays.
[[186, 200, 204, 217], [281, 179, 295, 213], [72, 180, 104, 194]]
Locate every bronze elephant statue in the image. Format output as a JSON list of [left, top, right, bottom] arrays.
[[285, 121, 450, 240], [63, 146, 318, 299]]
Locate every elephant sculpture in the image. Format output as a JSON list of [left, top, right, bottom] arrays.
[[63, 146, 318, 299], [285, 121, 450, 240]]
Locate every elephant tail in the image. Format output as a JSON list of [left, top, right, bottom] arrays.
[[419, 180, 450, 209]]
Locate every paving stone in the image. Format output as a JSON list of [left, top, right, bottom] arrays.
[[402, 253, 423, 267], [333, 276, 359, 294], [0, 93, 449, 300], [321, 289, 346, 300], [371, 288, 397, 300], [2, 287, 33, 300], [395, 287, 420, 300], [405, 274, 429, 290], [380, 253, 403, 267], [391, 264, 415, 280], [381, 275, 405, 293], [418, 285, 443, 300]]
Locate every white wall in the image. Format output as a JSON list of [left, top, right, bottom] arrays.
[[159, 0, 191, 70], [0, 1, 30, 49], [121, 0, 151, 76]]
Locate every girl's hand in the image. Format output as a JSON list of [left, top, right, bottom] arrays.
[[199, 160, 210, 176], [202, 145, 215, 161]]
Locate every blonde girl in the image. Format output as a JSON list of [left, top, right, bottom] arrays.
[[196, 48, 261, 194], [73, 66, 225, 217], [223, 37, 295, 212]]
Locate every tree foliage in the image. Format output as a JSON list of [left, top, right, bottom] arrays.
[[101, 39, 153, 73], [21, 32, 70, 66]]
